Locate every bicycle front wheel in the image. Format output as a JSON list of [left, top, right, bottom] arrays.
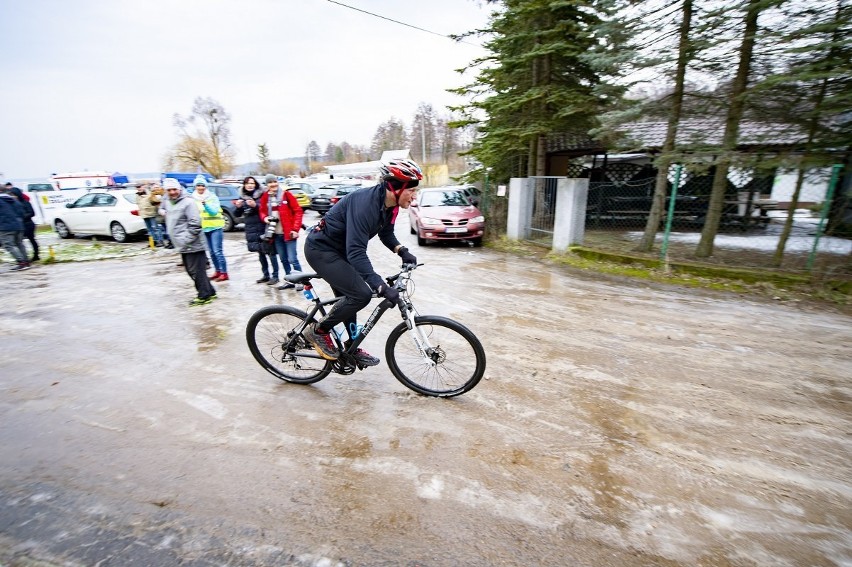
[[246, 306, 332, 384], [385, 316, 486, 397]]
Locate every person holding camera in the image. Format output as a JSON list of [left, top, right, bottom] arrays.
[[236, 176, 280, 285], [301, 158, 421, 367], [258, 174, 303, 290]]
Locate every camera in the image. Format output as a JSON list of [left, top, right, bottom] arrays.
[[262, 217, 278, 241]]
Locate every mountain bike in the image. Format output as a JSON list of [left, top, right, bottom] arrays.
[[245, 264, 486, 397]]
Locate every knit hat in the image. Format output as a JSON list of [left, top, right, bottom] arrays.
[[193, 175, 208, 187], [162, 178, 182, 191], [265, 174, 278, 184]]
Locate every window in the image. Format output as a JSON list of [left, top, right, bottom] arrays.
[[93, 194, 116, 207], [72, 194, 98, 207]]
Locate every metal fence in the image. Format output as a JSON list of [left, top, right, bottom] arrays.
[[580, 164, 850, 274], [508, 163, 850, 275]]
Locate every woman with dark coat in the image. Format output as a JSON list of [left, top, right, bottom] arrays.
[[9, 186, 38, 261], [235, 176, 279, 285]]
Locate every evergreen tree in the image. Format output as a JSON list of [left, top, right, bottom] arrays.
[[451, 0, 628, 184], [305, 141, 321, 173], [752, 0, 852, 264], [636, 0, 695, 252], [695, 0, 765, 258], [257, 143, 271, 174], [370, 118, 408, 159]]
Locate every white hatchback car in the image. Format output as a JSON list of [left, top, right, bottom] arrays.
[[53, 190, 148, 243]]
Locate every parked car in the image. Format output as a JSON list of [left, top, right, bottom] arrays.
[[408, 187, 485, 247], [53, 189, 148, 243], [284, 181, 319, 197], [310, 185, 360, 215], [285, 187, 311, 209], [454, 185, 482, 207], [206, 183, 246, 231]]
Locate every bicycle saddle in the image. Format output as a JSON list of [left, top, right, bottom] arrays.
[[284, 272, 318, 285]]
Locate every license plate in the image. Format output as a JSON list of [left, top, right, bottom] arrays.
[[445, 227, 467, 233]]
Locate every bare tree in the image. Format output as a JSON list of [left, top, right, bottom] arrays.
[[170, 97, 236, 178]]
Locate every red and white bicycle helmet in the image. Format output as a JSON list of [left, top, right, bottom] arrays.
[[379, 158, 423, 182]]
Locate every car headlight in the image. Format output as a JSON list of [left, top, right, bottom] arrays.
[[420, 217, 442, 227], [469, 215, 485, 223]]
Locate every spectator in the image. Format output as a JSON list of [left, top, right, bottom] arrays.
[[135, 182, 164, 247], [149, 184, 172, 248], [236, 176, 280, 285], [191, 175, 228, 281], [0, 184, 29, 270], [258, 174, 304, 290], [8, 185, 39, 262], [162, 178, 217, 306]]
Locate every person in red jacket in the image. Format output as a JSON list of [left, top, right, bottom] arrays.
[[258, 175, 304, 290]]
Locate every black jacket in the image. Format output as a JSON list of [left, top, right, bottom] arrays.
[[0, 193, 24, 232], [238, 188, 265, 245], [9, 188, 35, 226], [306, 183, 401, 291]]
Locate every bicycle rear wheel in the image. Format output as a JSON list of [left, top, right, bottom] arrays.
[[385, 316, 486, 397], [246, 306, 332, 384]]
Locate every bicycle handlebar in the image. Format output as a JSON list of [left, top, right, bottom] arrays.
[[385, 262, 423, 287]]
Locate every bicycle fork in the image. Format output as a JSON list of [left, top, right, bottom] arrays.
[[401, 305, 440, 365]]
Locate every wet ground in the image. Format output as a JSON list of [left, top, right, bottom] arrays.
[[1, 211, 850, 566]]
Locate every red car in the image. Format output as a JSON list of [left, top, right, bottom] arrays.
[[408, 187, 485, 247]]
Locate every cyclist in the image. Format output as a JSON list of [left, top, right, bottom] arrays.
[[303, 158, 421, 366]]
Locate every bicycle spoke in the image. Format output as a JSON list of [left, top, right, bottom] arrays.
[[246, 306, 331, 384], [386, 317, 485, 397]]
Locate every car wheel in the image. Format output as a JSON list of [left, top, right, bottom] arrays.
[[222, 211, 235, 232], [472, 237, 483, 248], [55, 219, 73, 239], [410, 225, 416, 235], [111, 222, 128, 243], [417, 234, 426, 246]]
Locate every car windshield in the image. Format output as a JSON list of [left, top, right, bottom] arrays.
[[419, 190, 469, 207], [122, 194, 136, 204]]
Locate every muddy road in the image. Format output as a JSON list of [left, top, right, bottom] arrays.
[[1, 212, 850, 566]]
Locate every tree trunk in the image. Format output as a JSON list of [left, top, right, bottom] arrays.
[[773, 0, 843, 267], [695, 0, 761, 258], [772, 168, 806, 266], [637, 0, 693, 252]]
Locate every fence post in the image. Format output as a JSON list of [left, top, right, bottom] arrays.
[[660, 164, 683, 267], [552, 178, 589, 252], [506, 178, 533, 240], [806, 163, 843, 272]]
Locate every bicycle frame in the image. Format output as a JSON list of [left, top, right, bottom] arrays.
[[293, 266, 437, 371]]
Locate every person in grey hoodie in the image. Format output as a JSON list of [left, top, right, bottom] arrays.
[[162, 178, 216, 306]]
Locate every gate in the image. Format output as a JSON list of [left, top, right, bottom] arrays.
[[524, 176, 561, 245]]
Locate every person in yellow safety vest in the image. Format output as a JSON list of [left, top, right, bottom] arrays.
[[190, 175, 229, 282]]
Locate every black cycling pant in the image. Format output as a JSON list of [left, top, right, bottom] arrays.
[[304, 242, 372, 334]]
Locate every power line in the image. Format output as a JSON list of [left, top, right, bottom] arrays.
[[326, 0, 480, 46]]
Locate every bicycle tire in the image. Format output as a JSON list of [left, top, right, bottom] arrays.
[[246, 305, 332, 384], [385, 316, 486, 397]]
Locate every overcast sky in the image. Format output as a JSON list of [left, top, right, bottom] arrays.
[[0, 0, 493, 181]]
